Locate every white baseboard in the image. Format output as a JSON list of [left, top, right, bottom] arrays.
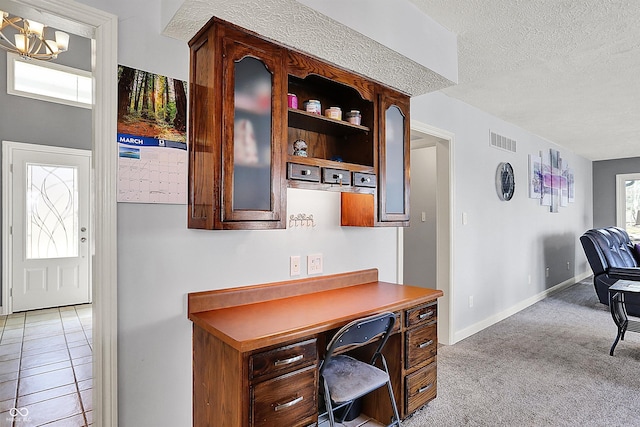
[[452, 271, 592, 344]]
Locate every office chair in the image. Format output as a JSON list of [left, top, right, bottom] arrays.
[[319, 311, 401, 426]]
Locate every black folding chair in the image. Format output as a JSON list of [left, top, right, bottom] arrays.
[[319, 312, 400, 426]]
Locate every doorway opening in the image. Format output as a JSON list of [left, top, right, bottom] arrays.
[[399, 121, 454, 345], [1, 1, 118, 424]]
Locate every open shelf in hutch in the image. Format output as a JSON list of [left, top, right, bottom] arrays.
[[286, 74, 375, 181]]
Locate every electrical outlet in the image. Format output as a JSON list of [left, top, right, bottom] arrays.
[[566, 261, 570, 270], [308, 254, 323, 275], [290, 255, 301, 276], [421, 211, 426, 222], [546, 267, 550, 278], [469, 295, 474, 308]]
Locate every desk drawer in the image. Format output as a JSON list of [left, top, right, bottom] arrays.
[[405, 361, 437, 414], [405, 302, 437, 329], [251, 365, 317, 427], [250, 339, 317, 380], [405, 322, 437, 369]]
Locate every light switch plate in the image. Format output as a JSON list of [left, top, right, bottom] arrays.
[[307, 254, 323, 275]]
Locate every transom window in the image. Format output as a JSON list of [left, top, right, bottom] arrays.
[[6, 52, 92, 108]]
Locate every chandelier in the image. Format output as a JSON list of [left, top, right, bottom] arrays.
[[0, 10, 69, 60]]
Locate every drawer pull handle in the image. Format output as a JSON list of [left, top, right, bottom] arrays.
[[418, 384, 433, 394], [418, 340, 434, 349], [333, 173, 343, 180], [419, 310, 434, 320], [274, 396, 303, 411], [301, 169, 311, 176], [274, 354, 304, 366], [362, 177, 371, 183]]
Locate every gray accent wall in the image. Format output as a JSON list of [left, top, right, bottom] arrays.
[[592, 157, 640, 228], [0, 33, 92, 146]]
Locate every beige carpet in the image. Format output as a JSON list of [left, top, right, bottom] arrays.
[[403, 278, 640, 426]]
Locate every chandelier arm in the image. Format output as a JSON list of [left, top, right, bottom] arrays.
[[0, 31, 19, 50], [1, 16, 24, 32], [28, 36, 43, 56]]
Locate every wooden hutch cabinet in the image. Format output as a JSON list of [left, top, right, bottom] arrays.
[[188, 20, 286, 230], [187, 17, 411, 230]]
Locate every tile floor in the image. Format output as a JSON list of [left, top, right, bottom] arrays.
[[0, 305, 92, 427]]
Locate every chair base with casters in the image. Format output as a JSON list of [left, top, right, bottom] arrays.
[[319, 312, 401, 427]]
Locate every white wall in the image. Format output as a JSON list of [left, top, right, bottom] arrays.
[[79, 0, 594, 423], [411, 91, 593, 340], [117, 189, 397, 425], [77, 1, 396, 425]]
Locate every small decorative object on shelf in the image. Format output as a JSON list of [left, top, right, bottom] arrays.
[[303, 99, 321, 114], [287, 93, 298, 109], [324, 106, 342, 120], [293, 139, 308, 157], [345, 110, 361, 125]]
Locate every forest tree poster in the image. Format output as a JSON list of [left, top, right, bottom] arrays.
[[117, 65, 188, 204]]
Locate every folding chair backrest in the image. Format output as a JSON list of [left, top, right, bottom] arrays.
[[324, 312, 395, 362]]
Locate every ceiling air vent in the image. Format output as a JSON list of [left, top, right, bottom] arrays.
[[490, 131, 517, 153]]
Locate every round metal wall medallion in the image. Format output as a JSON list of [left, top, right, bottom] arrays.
[[496, 162, 515, 201]]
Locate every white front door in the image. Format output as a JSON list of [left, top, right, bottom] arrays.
[[3, 141, 91, 312]]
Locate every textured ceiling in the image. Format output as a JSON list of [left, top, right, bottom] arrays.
[[165, 0, 640, 161], [163, 0, 454, 96], [409, 0, 640, 161]]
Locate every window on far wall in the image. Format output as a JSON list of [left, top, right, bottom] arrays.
[[616, 172, 640, 242], [6, 52, 92, 109]]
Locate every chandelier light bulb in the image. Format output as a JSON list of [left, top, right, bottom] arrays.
[[25, 19, 44, 37], [55, 31, 69, 51], [14, 33, 27, 53]]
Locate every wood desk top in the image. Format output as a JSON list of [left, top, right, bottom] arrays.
[[188, 269, 443, 352]]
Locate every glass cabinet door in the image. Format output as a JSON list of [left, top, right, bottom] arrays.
[[221, 36, 284, 223], [379, 94, 410, 223]]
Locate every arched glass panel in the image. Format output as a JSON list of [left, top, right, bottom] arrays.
[[233, 57, 272, 211], [385, 106, 405, 214]]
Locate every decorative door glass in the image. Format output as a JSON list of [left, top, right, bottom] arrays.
[[25, 163, 78, 259], [233, 56, 272, 211], [385, 105, 406, 214]]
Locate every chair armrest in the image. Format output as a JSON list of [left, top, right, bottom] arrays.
[[608, 267, 640, 281]]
